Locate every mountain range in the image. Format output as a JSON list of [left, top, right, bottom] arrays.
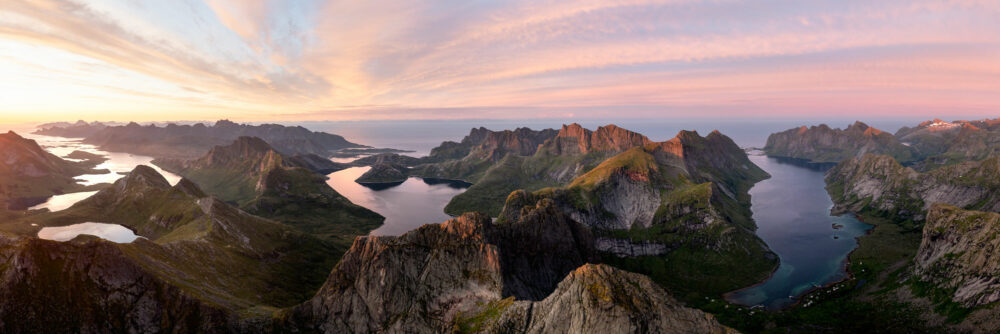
[[35, 120, 365, 159]]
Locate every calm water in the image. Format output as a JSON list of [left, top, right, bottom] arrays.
[[325, 167, 469, 236], [21, 134, 181, 211], [37, 222, 141, 243], [726, 152, 872, 309]]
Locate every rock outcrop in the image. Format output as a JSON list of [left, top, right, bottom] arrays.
[[914, 204, 1000, 307], [355, 155, 409, 184], [765, 121, 915, 163], [480, 264, 738, 334], [826, 154, 1000, 221]]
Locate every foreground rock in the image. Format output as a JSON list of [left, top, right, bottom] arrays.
[[914, 204, 1000, 307], [289, 203, 733, 333], [479, 264, 738, 334], [765, 121, 915, 163], [826, 153, 1000, 221]]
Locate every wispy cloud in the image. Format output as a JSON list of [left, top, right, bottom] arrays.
[[0, 0, 998, 122]]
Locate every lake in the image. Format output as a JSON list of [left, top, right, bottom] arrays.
[[37, 222, 141, 243], [325, 167, 470, 236], [725, 151, 872, 309]]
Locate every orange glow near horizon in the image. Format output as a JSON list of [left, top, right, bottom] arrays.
[[1, 0, 999, 124]]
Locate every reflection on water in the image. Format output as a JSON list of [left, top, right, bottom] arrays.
[[37, 222, 141, 243], [326, 167, 469, 236], [726, 153, 872, 309], [19, 134, 181, 210], [28, 191, 98, 212]]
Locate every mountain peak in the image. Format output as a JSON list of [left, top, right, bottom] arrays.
[[122, 165, 171, 189]]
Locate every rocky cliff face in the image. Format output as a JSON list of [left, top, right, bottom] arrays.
[[290, 202, 733, 333], [424, 127, 558, 163], [39, 119, 364, 159], [765, 121, 915, 163], [290, 200, 596, 332], [914, 204, 1000, 307], [541, 123, 653, 156], [826, 154, 1000, 221], [153, 137, 383, 244], [0, 233, 235, 333], [480, 264, 738, 334], [416, 124, 673, 216]]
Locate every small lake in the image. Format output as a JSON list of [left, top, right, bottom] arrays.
[[37, 222, 141, 243], [325, 167, 469, 236], [20, 134, 181, 211], [726, 152, 872, 309]]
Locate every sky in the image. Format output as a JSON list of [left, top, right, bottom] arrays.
[[1, 0, 999, 124]]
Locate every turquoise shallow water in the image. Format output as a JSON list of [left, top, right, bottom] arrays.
[[726, 152, 872, 309]]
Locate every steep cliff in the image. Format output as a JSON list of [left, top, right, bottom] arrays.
[[418, 124, 662, 216], [914, 204, 1000, 307], [289, 203, 733, 333], [826, 154, 1000, 222], [153, 137, 383, 245], [765, 121, 915, 163]]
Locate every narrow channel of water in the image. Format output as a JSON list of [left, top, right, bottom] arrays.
[[20, 134, 181, 211], [726, 152, 872, 309]]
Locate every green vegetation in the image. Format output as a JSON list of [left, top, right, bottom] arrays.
[[452, 297, 516, 333]]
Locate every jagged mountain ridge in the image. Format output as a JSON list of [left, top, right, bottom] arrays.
[[764, 121, 916, 163], [414, 123, 673, 216]]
